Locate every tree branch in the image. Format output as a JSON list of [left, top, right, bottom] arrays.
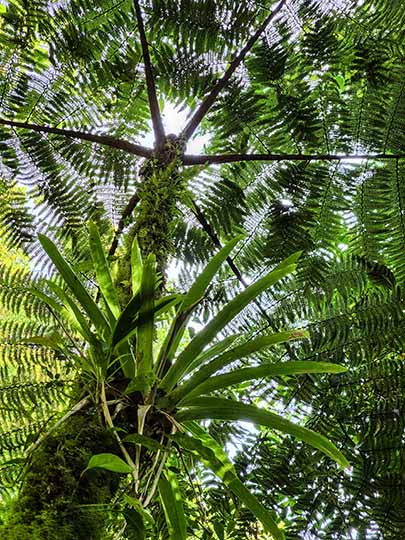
[[133, 0, 165, 147], [0, 118, 153, 157], [180, 0, 286, 142], [190, 199, 290, 339], [191, 200, 249, 287], [183, 152, 405, 165], [108, 192, 140, 258]]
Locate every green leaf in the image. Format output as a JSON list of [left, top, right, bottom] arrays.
[[181, 236, 243, 311], [158, 470, 187, 540], [123, 433, 166, 452], [160, 261, 298, 391], [137, 254, 156, 378], [175, 397, 350, 469], [88, 221, 121, 320], [112, 294, 179, 350], [131, 236, 143, 295], [19, 332, 66, 351], [38, 234, 110, 338], [173, 425, 285, 540], [164, 330, 305, 407], [185, 333, 241, 374], [46, 281, 96, 345], [84, 453, 133, 474], [124, 495, 155, 525], [111, 291, 141, 347], [31, 285, 95, 346], [156, 237, 242, 379], [181, 360, 347, 402], [124, 508, 146, 540], [30, 287, 63, 314]]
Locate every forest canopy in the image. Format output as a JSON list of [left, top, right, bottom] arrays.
[[0, 0, 404, 539]]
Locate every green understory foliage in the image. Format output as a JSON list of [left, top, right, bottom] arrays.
[[0, 0, 404, 538]]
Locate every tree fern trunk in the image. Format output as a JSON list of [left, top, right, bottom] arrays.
[[1, 410, 120, 540], [1, 141, 185, 538]]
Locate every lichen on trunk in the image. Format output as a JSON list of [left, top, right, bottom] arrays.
[[114, 136, 186, 304]]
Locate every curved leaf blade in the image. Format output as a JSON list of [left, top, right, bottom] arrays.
[[173, 425, 285, 540], [164, 330, 305, 407], [181, 361, 347, 403], [38, 234, 110, 338], [131, 236, 143, 296], [175, 397, 350, 469], [160, 262, 298, 391], [84, 453, 133, 474], [158, 471, 187, 540], [137, 253, 156, 377], [181, 236, 243, 311], [88, 221, 121, 320]]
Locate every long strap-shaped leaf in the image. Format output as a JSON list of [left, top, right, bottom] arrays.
[[162, 330, 304, 407], [156, 237, 242, 375], [46, 282, 96, 345], [175, 397, 350, 469], [160, 258, 299, 392], [180, 361, 347, 403], [184, 333, 241, 375], [173, 425, 285, 540], [182, 236, 243, 311], [137, 254, 156, 377], [158, 471, 187, 540], [131, 236, 143, 295], [38, 234, 110, 338], [88, 221, 121, 320]]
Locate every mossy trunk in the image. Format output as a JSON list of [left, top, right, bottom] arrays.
[[1, 139, 185, 538], [1, 410, 120, 540], [116, 136, 185, 302]]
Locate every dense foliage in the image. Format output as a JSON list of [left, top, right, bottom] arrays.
[[0, 0, 404, 538]]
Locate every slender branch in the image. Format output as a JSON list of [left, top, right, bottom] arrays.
[[108, 191, 140, 258], [134, 404, 152, 492], [180, 0, 286, 141], [183, 152, 405, 166], [0, 118, 153, 158], [142, 450, 169, 507], [140, 434, 164, 500], [133, 0, 165, 146], [101, 382, 138, 484], [26, 397, 90, 456], [190, 199, 296, 352], [191, 200, 248, 287]]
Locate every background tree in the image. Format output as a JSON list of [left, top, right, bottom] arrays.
[[0, 0, 404, 538]]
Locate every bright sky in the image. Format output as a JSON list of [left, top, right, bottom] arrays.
[[142, 102, 211, 154]]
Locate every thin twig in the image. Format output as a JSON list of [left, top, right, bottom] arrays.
[[142, 449, 169, 507], [0, 118, 153, 158], [143, 422, 177, 507], [100, 382, 138, 484], [180, 0, 286, 141], [133, 0, 165, 146], [190, 199, 296, 355], [26, 396, 90, 456], [134, 404, 152, 492], [182, 151, 405, 165], [108, 192, 140, 258], [140, 434, 165, 499]]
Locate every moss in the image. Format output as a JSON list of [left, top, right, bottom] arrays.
[[131, 139, 186, 274], [1, 411, 120, 540], [113, 137, 186, 304]]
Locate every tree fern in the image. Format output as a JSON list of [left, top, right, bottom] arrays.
[[0, 0, 404, 538]]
